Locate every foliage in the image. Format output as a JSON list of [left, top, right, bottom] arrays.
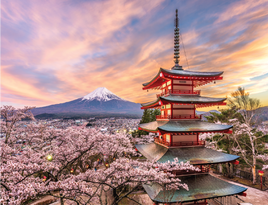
[[257, 154, 268, 170], [132, 109, 160, 138], [0, 106, 198, 205], [205, 108, 243, 124], [140, 109, 160, 124], [228, 87, 261, 125], [202, 87, 265, 183]]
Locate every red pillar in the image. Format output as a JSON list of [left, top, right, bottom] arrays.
[[171, 103, 173, 119], [192, 80, 193, 93]]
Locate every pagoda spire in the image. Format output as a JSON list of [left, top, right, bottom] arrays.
[[172, 9, 183, 70]]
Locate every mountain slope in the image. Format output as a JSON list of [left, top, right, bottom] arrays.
[[31, 87, 142, 116]]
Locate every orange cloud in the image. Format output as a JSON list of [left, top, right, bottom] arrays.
[[1, 0, 268, 111]]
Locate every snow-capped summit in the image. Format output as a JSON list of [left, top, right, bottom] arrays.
[[31, 87, 142, 116], [82, 87, 123, 102]]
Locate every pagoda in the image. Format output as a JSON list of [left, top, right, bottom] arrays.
[[136, 10, 247, 205]]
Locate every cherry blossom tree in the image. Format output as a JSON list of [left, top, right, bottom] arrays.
[[257, 124, 268, 170], [1, 106, 198, 204], [230, 119, 266, 184], [257, 154, 268, 170], [199, 123, 233, 176], [203, 88, 263, 183], [0, 105, 35, 144], [199, 122, 226, 152]]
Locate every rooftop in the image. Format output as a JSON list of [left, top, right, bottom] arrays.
[[135, 142, 239, 164], [143, 68, 223, 89], [141, 95, 226, 108], [139, 120, 232, 133], [143, 174, 247, 203]]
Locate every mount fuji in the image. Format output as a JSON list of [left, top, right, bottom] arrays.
[[31, 87, 142, 117]]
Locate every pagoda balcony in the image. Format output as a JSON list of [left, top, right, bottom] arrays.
[[156, 114, 201, 120], [156, 89, 201, 98], [154, 138, 205, 147]]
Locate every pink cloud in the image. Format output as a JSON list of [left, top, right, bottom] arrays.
[[1, 0, 268, 110]]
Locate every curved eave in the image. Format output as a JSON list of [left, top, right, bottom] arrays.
[[159, 147, 239, 165], [162, 68, 224, 77], [138, 121, 167, 133], [161, 95, 226, 104], [135, 143, 239, 165], [158, 122, 233, 133], [139, 120, 233, 133], [142, 69, 161, 87], [141, 95, 227, 109], [138, 127, 158, 133], [143, 174, 247, 203], [142, 69, 169, 90], [141, 98, 161, 109], [158, 126, 233, 133], [142, 68, 224, 90]]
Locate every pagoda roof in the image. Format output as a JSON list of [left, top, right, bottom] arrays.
[[163, 68, 223, 77], [141, 95, 226, 109], [139, 120, 232, 133], [143, 68, 223, 90], [135, 143, 239, 164], [143, 174, 247, 203]]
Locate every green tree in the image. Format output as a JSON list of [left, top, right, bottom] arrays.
[[206, 108, 243, 124], [132, 109, 160, 137], [204, 109, 240, 177], [205, 87, 263, 183], [228, 87, 262, 184], [228, 87, 261, 125]]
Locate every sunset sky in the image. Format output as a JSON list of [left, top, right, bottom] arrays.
[[1, 0, 268, 111]]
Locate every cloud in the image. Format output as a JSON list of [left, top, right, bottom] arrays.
[[1, 0, 268, 110]]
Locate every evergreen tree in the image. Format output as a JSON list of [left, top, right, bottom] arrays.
[[132, 109, 160, 137]]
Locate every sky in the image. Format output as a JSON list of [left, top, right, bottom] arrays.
[[1, 0, 268, 111]]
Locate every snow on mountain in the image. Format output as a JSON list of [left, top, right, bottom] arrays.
[[82, 87, 124, 102], [31, 87, 142, 116]]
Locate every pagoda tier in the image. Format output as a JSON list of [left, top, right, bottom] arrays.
[[143, 174, 247, 204], [136, 143, 239, 165], [141, 95, 226, 109], [143, 68, 223, 90], [139, 120, 232, 134]]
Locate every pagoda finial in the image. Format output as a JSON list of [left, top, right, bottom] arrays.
[[172, 9, 183, 70]]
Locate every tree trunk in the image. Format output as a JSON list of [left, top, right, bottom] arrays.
[[225, 163, 234, 178], [229, 163, 234, 178], [60, 194, 64, 205], [252, 157, 257, 184], [218, 164, 222, 173]]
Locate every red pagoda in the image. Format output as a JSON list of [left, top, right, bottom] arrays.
[[135, 10, 247, 205]]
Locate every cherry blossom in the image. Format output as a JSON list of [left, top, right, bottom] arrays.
[[1, 106, 198, 204]]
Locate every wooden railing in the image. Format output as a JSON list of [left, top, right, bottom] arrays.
[[156, 115, 201, 120], [156, 89, 201, 98], [154, 138, 205, 147], [154, 138, 170, 147], [172, 141, 205, 146]]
